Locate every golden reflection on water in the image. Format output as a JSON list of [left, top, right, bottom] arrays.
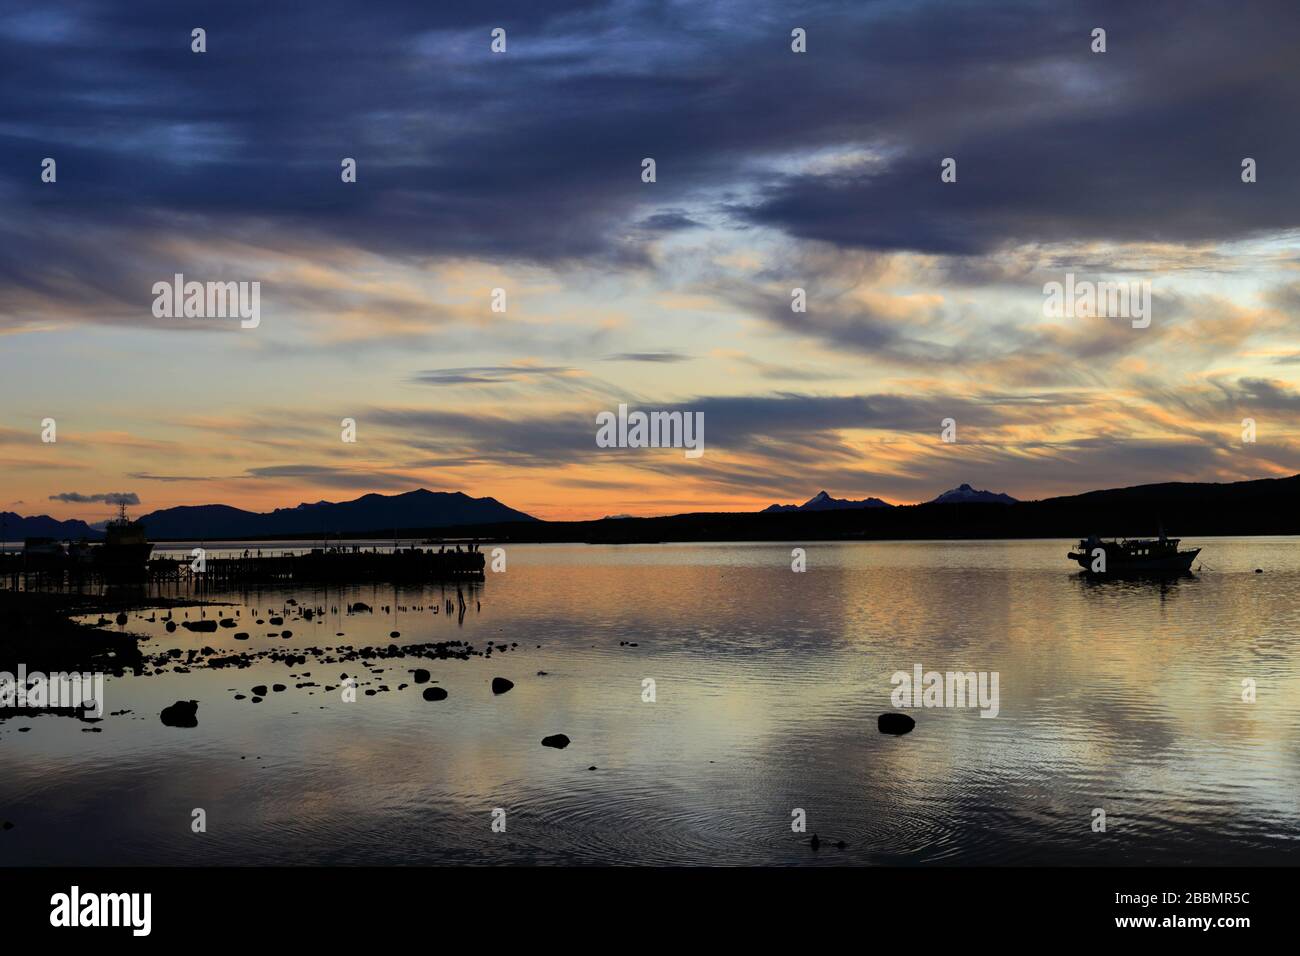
[[3, 538, 1299, 864]]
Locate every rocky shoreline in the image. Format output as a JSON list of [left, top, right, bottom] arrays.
[[1, 590, 532, 726], [0, 591, 154, 678]]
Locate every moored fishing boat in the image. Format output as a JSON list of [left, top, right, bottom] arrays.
[[1068, 531, 1199, 575]]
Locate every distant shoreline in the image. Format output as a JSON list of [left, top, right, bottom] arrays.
[[9, 473, 1298, 547], [182, 473, 1300, 545], [68, 529, 1300, 548]]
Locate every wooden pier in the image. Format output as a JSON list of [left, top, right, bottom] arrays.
[[0, 545, 486, 590]]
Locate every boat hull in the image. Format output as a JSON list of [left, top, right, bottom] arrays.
[[93, 543, 155, 577], [1067, 547, 1200, 575]]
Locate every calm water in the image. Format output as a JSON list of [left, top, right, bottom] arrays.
[[3, 537, 1299, 866]]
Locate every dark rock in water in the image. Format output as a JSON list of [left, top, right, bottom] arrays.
[[422, 687, 448, 701], [878, 712, 915, 735], [834, 840, 847, 849], [219, 618, 237, 628], [412, 668, 431, 683], [390, 631, 400, 638], [251, 696, 263, 703], [272, 684, 286, 692], [491, 677, 514, 695], [281, 630, 293, 638], [165, 620, 177, 632], [351, 602, 372, 613], [541, 734, 570, 749], [810, 833, 820, 851], [252, 685, 268, 696], [269, 617, 284, 626], [588, 766, 597, 771], [115, 612, 128, 626], [235, 632, 249, 640], [182, 620, 218, 632], [160, 700, 198, 728], [536, 671, 548, 676], [1255, 568, 1263, 573]]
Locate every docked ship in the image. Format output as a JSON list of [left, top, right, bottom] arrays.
[[1067, 531, 1200, 575], [92, 502, 154, 576]]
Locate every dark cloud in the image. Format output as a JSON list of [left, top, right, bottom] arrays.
[[1214, 377, 1300, 412], [243, 464, 424, 490], [4, 0, 1298, 327], [49, 491, 140, 504], [635, 211, 701, 233], [5, 0, 1298, 510], [410, 366, 575, 386], [369, 390, 1029, 470], [605, 352, 691, 363], [738, 0, 1300, 254]]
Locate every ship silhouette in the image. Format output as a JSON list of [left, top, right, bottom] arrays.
[[91, 502, 154, 576], [1067, 529, 1199, 575]]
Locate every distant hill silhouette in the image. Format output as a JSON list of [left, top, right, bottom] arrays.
[[928, 483, 1017, 505], [15, 475, 1299, 545], [135, 490, 536, 540], [386, 474, 1300, 543], [0, 512, 103, 542], [763, 490, 893, 512]]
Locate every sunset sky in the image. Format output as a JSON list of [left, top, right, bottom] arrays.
[[3, 0, 1300, 522]]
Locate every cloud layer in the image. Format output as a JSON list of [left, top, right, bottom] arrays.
[[3, 0, 1299, 518]]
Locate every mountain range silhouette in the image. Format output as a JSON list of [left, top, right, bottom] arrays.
[[2, 490, 535, 541], [7, 474, 1298, 543]]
